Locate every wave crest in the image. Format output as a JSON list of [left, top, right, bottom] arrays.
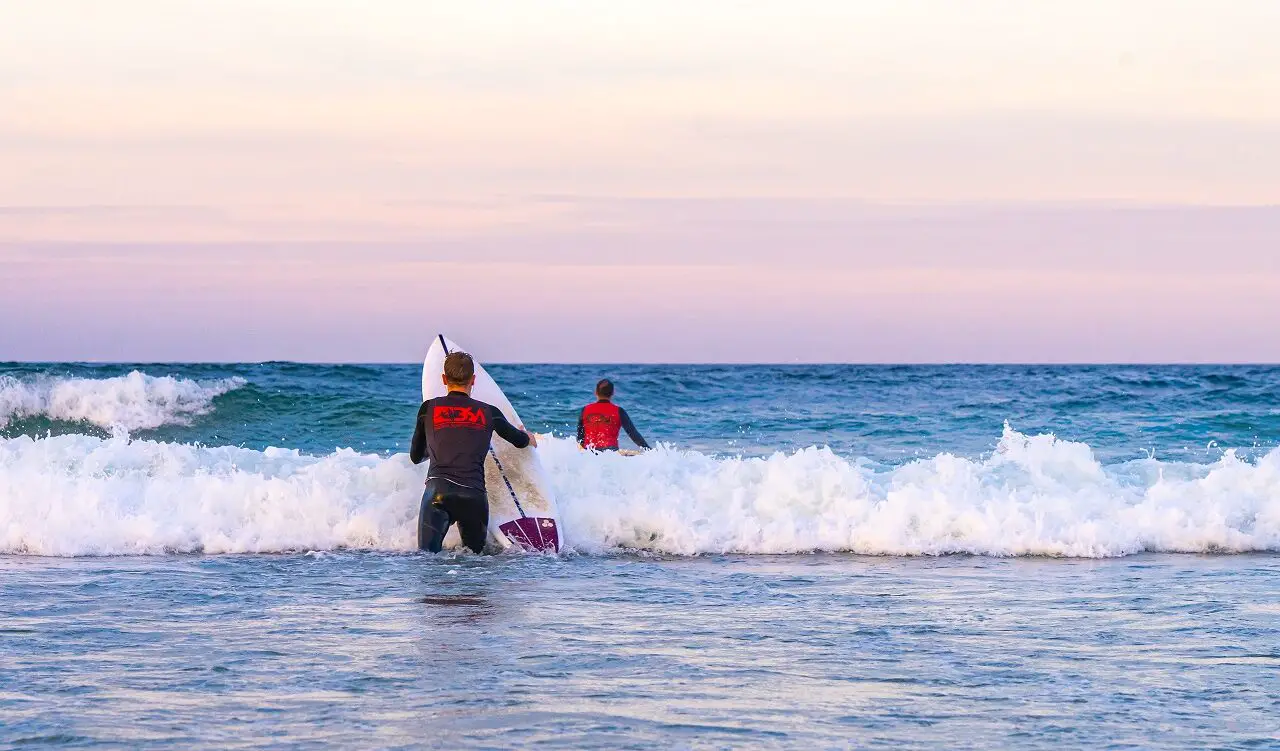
[[549, 425, 1280, 556], [0, 371, 245, 432], [1, 426, 1277, 557]]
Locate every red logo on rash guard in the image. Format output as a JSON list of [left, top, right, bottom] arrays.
[[433, 406, 488, 430], [582, 402, 621, 448]]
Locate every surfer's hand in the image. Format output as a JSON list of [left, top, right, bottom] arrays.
[[520, 425, 538, 448]]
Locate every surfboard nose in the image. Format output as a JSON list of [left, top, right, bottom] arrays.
[[499, 517, 560, 552]]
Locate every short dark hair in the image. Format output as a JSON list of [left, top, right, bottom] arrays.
[[595, 378, 614, 398], [444, 352, 475, 386]]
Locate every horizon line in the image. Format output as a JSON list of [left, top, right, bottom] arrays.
[[5, 360, 1280, 368]]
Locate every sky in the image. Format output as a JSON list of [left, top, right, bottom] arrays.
[[2, 0, 1279, 362]]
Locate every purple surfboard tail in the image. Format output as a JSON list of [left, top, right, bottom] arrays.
[[499, 517, 560, 553]]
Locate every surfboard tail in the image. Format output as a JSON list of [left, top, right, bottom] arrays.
[[499, 517, 560, 552]]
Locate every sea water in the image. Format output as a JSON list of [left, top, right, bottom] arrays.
[[2, 364, 1278, 748]]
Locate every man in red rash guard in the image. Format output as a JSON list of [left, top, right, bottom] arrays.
[[576, 378, 650, 452]]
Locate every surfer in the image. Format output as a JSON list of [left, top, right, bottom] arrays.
[[410, 351, 537, 554], [576, 378, 650, 452]]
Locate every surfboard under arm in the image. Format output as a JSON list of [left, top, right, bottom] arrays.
[[426, 334, 561, 552]]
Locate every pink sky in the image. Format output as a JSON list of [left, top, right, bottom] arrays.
[[2, 2, 1279, 362], [4, 201, 1279, 362]]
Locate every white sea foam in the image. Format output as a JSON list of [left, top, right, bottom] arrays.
[[0, 371, 245, 432], [0, 434, 420, 556], [1, 426, 1278, 557]]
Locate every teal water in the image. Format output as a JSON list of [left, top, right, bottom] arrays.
[[2, 363, 1279, 748], [3, 363, 1278, 462]]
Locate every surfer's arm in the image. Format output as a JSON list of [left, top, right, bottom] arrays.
[[409, 402, 429, 464], [491, 409, 532, 449], [619, 407, 650, 449], [576, 409, 586, 447]]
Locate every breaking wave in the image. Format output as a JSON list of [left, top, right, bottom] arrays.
[[0, 426, 1277, 557], [0, 371, 245, 432]]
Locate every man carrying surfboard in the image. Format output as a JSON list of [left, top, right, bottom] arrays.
[[577, 378, 650, 452], [410, 351, 537, 554]]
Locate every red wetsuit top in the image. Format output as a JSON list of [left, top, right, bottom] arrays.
[[577, 400, 650, 451]]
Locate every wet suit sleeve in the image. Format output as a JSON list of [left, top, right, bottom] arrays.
[[619, 407, 650, 449], [576, 408, 586, 447], [490, 408, 532, 449], [409, 402, 430, 464]]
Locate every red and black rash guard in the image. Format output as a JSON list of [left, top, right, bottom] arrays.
[[577, 400, 650, 450], [410, 391, 530, 490]]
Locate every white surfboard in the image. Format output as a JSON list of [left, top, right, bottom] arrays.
[[421, 334, 561, 552]]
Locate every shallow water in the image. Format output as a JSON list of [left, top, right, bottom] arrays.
[[3, 552, 1279, 749], [3, 363, 1280, 747]]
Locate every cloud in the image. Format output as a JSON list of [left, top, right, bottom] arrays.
[[4, 200, 1279, 273]]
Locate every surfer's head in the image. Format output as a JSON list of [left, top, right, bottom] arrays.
[[442, 352, 477, 392], [595, 378, 614, 400]]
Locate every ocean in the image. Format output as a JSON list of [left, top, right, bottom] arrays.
[[2, 363, 1279, 748]]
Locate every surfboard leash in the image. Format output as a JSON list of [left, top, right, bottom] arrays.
[[487, 448, 528, 519]]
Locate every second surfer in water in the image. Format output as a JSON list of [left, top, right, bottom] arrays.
[[409, 351, 537, 554], [577, 378, 650, 452]]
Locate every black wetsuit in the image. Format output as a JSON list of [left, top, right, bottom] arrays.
[[410, 391, 530, 554]]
